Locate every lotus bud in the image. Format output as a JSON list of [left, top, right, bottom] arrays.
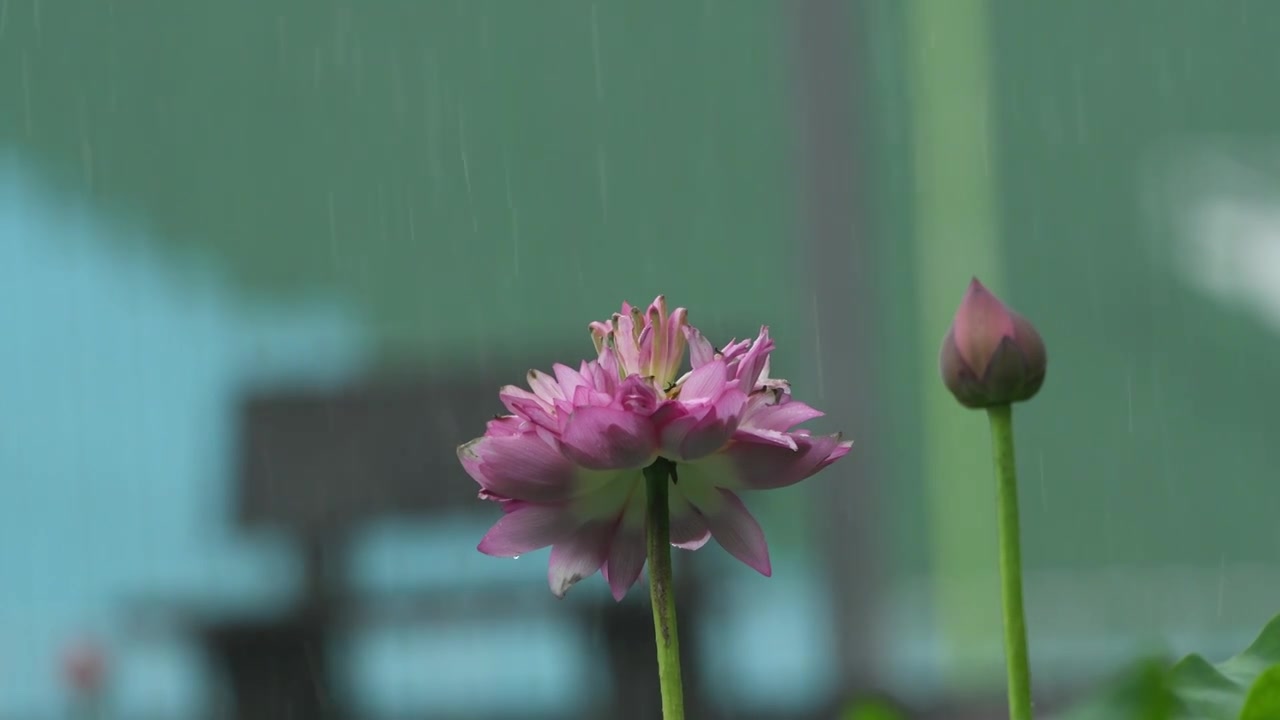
[[940, 277, 1047, 408]]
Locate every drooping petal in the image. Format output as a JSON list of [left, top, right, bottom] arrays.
[[548, 520, 618, 598], [603, 530, 646, 600], [560, 406, 656, 470], [478, 502, 575, 557], [458, 433, 579, 501], [603, 496, 647, 600], [668, 489, 711, 550], [675, 482, 771, 576]]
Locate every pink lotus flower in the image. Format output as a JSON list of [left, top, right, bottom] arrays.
[[458, 297, 851, 600]]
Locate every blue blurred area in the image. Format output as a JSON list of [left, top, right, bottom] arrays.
[[0, 156, 362, 714]]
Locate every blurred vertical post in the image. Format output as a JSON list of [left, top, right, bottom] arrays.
[[905, 0, 1005, 689], [787, 0, 882, 693]]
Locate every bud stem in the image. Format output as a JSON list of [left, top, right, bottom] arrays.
[[987, 404, 1033, 719], [644, 458, 685, 720]]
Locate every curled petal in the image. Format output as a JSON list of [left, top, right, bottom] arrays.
[[813, 439, 853, 473], [728, 427, 798, 451], [720, 433, 847, 490], [614, 375, 661, 415], [478, 502, 575, 557], [548, 520, 617, 598], [719, 337, 752, 363], [611, 309, 643, 374], [734, 327, 774, 389], [741, 400, 824, 432], [560, 406, 656, 470]]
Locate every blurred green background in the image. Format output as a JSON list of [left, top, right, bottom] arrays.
[[2, 0, 1279, 718]]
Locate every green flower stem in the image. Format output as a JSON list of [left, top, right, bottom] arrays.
[[987, 404, 1033, 720], [644, 459, 685, 720]]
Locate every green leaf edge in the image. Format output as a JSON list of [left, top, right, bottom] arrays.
[[1059, 613, 1280, 720]]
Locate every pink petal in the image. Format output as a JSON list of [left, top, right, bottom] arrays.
[[458, 433, 579, 502], [686, 487, 771, 576], [484, 415, 529, 436], [682, 325, 716, 369], [503, 396, 557, 430], [614, 375, 660, 415], [553, 363, 588, 398], [669, 491, 711, 550], [527, 369, 566, 403], [636, 324, 654, 372], [662, 309, 688, 379], [571, 384, 613, 409], [721, 433, 846, 490], [654, 403, 700, 459], [814, 439, 853, 472], [585, 352, 619, 394], [678, 358, 728, 402], [719, 337, 751, 363], [733, 327, 774, 389], [604, 529, 646, 601], [548, 520, 617, 598], [478, 503, 575, 557], [678, 389, 747, 460], [741, 400, 824, 432], [499, 385, 552, 422], [560, 406, 656, 470], [611, 310, 642, 373], [731, 427, 799, 450]]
